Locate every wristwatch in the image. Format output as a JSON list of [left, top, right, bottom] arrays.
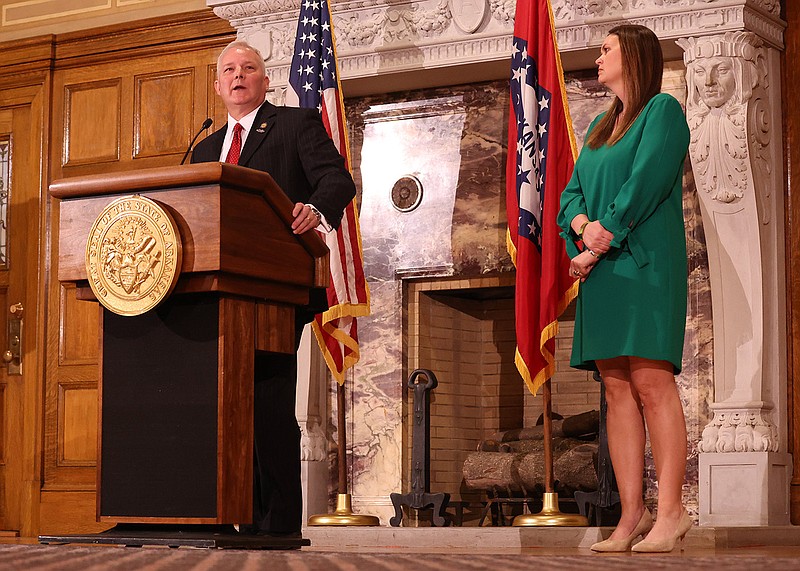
[[307, 204, 322, 221]]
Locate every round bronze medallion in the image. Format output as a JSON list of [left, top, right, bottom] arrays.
[[85, 195, 182, 316], [391, 175, 423, 212]]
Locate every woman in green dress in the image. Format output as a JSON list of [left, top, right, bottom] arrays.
[[557, 25, 692, 553]]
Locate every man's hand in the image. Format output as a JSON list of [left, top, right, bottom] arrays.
[[582, 220, 614, 254], [291, 203, 321, 234]]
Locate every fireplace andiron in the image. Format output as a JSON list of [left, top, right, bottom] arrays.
[[390, 369, 450, 526]]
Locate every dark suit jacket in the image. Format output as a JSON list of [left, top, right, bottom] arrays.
[[191, 100, 356, 228], [191, 100, 356, 315]]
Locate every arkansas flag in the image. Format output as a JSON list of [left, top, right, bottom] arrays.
[[506, 0, 577, 395], [286, 0, 370, 384]]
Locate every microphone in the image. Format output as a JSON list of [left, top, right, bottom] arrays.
[[180, 118, 213, 165]]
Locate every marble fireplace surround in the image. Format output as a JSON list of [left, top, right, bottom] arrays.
[[206, 0, 791, 527]]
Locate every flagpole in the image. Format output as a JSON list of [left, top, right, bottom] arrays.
[[308, 379, 379, 526], [288, 0, 377, 528], [513, 380, 588, 526], [543, 380, 555, 492], [337, 382, 348, 494], [506, 0, 586, 528]]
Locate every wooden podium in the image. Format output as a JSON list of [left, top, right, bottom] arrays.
[[40, 163, 328, 548]]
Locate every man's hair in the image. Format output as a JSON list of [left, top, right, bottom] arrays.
[[587, 24, 664, 149], [216, 40, 267, 79]]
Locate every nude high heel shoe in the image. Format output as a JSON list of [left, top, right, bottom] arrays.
[[590, 508, 653, 552], [631, 509, 693, 553]]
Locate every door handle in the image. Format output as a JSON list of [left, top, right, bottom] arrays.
[[2, 302, 23, 375]]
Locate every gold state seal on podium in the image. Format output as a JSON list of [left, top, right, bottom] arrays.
[[85, 195, 182, 316]]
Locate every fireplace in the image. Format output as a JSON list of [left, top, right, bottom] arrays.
[[403, 276, 599, 518]]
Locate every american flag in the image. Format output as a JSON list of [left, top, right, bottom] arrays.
[[506, 0, 577, 396], [286, 0, 370, 384]]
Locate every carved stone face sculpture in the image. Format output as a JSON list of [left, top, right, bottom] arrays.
[[691, 56, 737, 108]]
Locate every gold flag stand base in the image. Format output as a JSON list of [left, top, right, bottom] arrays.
[[512, 492, 589, 527], [307, 494, 381, 526]]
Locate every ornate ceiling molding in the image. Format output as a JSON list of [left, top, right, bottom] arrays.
[[206, 0, 786, 86]]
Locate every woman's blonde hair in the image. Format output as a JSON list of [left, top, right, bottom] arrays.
[[587, 24, 663, 149]]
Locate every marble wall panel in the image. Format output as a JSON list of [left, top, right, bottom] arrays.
[[450, 83, 513, 275], [359, 96, 465, 274]]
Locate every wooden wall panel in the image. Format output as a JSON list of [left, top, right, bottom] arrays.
[[38, 491, 107, 535], [784, 0, 800, 525], [0, 384, 5, 464], [63, 80, 121, 166], [134, 69, 194, 158], [44, 368, 98, 489], [208, 64, 228, 133], [52, 50, 225, 180], [58, 384, 97, 466], [59, 284, 99, 366]]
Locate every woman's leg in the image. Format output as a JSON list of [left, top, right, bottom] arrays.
[[629, 356, 688, 541], [596, 356, 647, 539]]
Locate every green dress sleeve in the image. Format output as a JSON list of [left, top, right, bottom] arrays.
[[596, 94, 690, 249], [557, 169, 587, 259], [557, 116, 601, 259]]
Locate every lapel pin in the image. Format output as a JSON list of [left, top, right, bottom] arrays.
[[256, 122, 268, 133]]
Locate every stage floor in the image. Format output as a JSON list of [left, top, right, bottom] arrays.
[[1, 532, 800, 571], [303, 523, 800, 552]]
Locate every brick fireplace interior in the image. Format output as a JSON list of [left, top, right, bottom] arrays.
[[404, 275, 600, 512]]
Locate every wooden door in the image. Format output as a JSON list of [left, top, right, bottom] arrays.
[[0, 93, 42, 535]]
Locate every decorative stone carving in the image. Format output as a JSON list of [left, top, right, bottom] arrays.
[[300, 422, 329, 462], [323, 3, 455, 48], [752, 0, 780, 16], [336, 12, 383, 48], [487, 0, 514, 24], [240, 24, 274, 60], [408, 1, 453, 37], [547, 0, 784, 22], [381, 3, 452, 42], [450, 0, 487, 33], [679, 33, 782, 457], [698, 407, 779, 453], [212, 0, 301, 22], [268, 23, 297, 62], [679, 32, 767, 205]]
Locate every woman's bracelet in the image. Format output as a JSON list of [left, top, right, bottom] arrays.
[[578, 220, 590, 239], [587, 248, 602, 259]]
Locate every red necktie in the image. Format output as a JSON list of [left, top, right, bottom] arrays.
[[225, 123, 243, 164]]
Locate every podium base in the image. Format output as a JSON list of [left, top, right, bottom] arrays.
[[38, 524, 310, 550]]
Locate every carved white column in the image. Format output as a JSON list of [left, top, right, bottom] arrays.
[[295, 325, 331, 523], [678, 30, 791, 526]]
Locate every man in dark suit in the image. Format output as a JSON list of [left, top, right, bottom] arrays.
[[192, 40, 356, 536]]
